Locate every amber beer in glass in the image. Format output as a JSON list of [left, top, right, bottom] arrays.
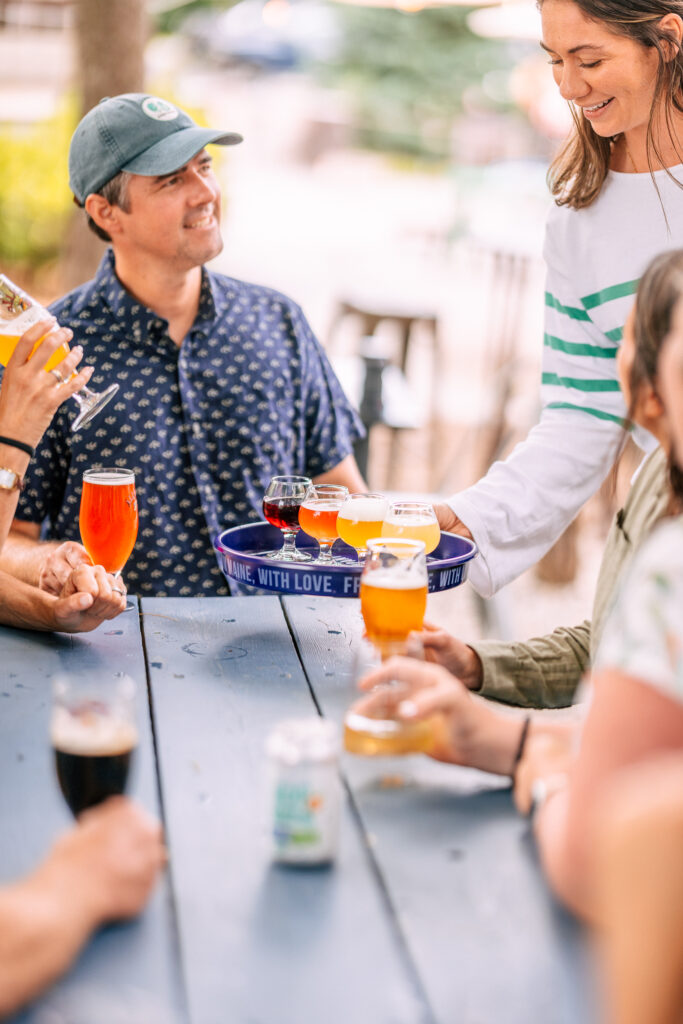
[[360, 538, 428, 651], [298, 483, 348, 563], [51, 675, 138, 817], [0, 273, 118, 431], [79, 468, 138, 575]]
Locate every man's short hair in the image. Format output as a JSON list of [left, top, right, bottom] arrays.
[[85, 170, 132, 243]]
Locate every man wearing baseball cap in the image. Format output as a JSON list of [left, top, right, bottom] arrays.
[[1, 94, 365, 597]]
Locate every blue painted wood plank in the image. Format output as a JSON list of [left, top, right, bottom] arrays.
[[283, 595, 596, 1024], [0, 599, 187, 1024], [141, 596, 433, 1024]]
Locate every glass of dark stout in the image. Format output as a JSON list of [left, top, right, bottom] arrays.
[[262, 475, 313, 562], [51, 675, 138, 817]]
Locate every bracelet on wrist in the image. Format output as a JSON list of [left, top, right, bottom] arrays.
[[0, 435, 35, 458], [510, 715, 531, 780]]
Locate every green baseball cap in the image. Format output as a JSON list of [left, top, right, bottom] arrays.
[[69, 93, 243, 204]]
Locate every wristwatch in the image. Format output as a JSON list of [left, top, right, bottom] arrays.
[[0, 467, 24, 492]]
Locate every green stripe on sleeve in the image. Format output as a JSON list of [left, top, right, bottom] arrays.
[[605, 326, 623, 342], [545, 291, 591, 321], [542, 372, 622, 392], [546, 402, 628, 426], [581, 279, 639, 310], [544, 333, 618, 358]]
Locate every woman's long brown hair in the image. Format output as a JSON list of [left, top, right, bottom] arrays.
[[540, 0, 683, 209]]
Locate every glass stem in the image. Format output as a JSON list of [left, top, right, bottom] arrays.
[[281, 531, 297, 556]]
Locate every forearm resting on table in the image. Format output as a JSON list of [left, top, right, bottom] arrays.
[[0, 863, 98, 1017], [0, 521, 55, 586]]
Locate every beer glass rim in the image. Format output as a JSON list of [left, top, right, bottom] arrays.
[[304, 483, 349, 497], [386, 501, 435, 514], [366, 537, 426, 555], [267, 474, 312, 484], [82, 466, 135, 484], [341, 492, 386, 502]]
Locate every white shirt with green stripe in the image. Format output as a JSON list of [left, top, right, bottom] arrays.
[[449, 165, 683, 598]]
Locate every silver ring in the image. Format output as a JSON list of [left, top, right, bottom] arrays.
[[50, 368, 64, 385], [111, 586, 125, 596]]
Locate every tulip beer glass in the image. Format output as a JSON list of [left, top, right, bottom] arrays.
[[51, 674, 138, 817], [336, 492, 389, 563], [298, 483, 348, 564], [79, 468, 138, 576], [262, 475, 312, 562], [0, 273, 118, 431], [360, 538, 428, 653], [381, 501, 440, 555]]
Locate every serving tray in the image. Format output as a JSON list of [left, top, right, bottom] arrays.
[[214, 522, 477, 598]]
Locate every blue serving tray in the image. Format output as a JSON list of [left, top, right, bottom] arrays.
[[214, 522, 477, 598]]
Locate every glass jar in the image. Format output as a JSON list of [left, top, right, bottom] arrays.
[[265, 718, 341, 865]]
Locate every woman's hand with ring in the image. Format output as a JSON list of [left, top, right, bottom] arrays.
[[0, 319, 94, 447]]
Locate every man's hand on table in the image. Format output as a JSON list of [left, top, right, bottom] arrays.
[[51, 564, 127, 632], [39, 540, 93, 595]]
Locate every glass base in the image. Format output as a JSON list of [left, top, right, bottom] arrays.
[[264, 547, 313, 563], [71, 383, 119, 432]]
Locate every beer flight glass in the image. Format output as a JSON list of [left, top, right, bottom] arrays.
[[381, 501, 440, 555], [336, 492, 389, 564], [0, 273, 118, 431], [298, 483, 348, 564], [79, 468, 138, 579], [51, 674, 138, 817], [262, 475, 313, 562]]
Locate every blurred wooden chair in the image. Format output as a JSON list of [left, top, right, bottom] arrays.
[[327, 298, 441, 488]]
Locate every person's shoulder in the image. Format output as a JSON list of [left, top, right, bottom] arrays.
[[48, 275, 102, 322], [208, 270, 304, 317]]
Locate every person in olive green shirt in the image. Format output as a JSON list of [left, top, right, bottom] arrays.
[[423, 264, 673, 708]]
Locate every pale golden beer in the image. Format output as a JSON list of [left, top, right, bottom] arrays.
[[360, 538, 428, 651], [337, 493, 388, 561], [344, 710, 438, 756], [381, 501, 440, 555]]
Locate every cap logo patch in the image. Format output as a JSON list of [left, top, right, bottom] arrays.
[[141, 97, 178, 122]]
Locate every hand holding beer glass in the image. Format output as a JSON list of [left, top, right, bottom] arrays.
[[79, 468, 138, 583], [0, 273, 118, 431], [51, 674, 138, 817], [344, 538, 436, 756]]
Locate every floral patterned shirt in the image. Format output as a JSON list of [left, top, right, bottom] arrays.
[[594, 516, 683, 700], [11, 250, 363, 597]]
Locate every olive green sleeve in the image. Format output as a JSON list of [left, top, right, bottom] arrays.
[[470, 620, 591, 708]]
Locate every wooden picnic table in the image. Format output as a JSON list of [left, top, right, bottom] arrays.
[[0, 595, 594, 1024]]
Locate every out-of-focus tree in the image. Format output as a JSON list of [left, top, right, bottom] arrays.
[[61, 0, 149, 290], [318, 5, 521, 160]]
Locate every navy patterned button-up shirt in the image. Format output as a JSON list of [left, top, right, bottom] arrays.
[[14, 251, 363, 596]]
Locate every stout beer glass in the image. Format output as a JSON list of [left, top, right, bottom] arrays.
[[298, 483, 348, 564], [262, 475, 312, 562], [51, 674, 138, 817], [0, 273, 118, 431], [79, 468, 138, 577]]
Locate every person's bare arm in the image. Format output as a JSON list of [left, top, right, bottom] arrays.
[[0, 798, 165, 1017], [0, 565, 125, 632], [0, 320, 92, 551], [533, 671, 683, 921], [2, 520, 91, 592], [312, 453, 366, 493]]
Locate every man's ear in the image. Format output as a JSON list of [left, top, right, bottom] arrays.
[[84, 193, 124, 237]]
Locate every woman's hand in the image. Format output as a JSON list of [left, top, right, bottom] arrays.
[[355, 655, 518, 773], [38, 541, 93, 595], [419, 621, 483, 690], [0, 319, 93, 448]]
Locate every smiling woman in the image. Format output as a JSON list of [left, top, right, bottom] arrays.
[[438, 0, 683, 599]]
